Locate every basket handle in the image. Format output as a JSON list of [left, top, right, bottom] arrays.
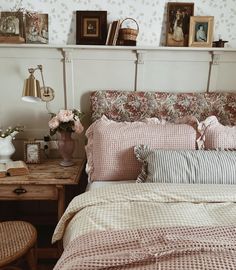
[[120, 18, 139, 34]]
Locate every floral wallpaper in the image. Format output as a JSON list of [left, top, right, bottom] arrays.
[[0, 0, 235, 47]]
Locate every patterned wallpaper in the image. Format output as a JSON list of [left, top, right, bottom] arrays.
[[0, 0, 235, 47]]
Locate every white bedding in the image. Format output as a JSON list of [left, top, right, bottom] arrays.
[[86, 180, 136, 191], [52, 183, 236, 248]]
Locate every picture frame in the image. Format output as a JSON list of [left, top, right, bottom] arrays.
[[76, 11, 107, 45], [24, 141, 40, 164], [188, 16, 214, 47], [25, 13, 49, 44], [166, 2, 194, 47], [0, 11, 25, 43]]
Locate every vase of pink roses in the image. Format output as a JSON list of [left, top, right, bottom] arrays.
[[48, 109, 84, 167]]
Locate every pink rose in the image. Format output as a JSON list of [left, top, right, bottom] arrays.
[[57, 110, 74, 122], [74, 120, 84, 134], [49, 116, 59, 129]]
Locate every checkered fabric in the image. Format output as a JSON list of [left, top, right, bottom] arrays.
[[198, 116, 236, 149], [85, 115, 197, 181], [54, 226, 236, 270], [52, 183, 236, 248]]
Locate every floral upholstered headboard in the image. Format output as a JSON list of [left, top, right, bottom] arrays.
[[90, 90, 236, 125]]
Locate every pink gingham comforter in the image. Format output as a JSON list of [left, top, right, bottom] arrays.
[[54, 226, 236, 269]]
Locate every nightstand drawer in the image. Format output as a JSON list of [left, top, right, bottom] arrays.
[[0, 185, 58, 200]]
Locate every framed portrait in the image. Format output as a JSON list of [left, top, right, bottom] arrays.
[[166, 2, 194, 47], [188, 16, 214, 47], [0, 11, 25, 43], [25, 13, 48, 44], [76, 11, 107, 45], [24, 141, 40, 164]]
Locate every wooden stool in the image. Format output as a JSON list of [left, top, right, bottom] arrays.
[[0, 221, 37, 270]]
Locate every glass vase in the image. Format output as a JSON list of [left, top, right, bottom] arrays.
[[58, 131, 75, 167]]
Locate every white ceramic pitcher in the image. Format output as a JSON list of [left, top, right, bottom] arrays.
[[0, 131, 18, 163]]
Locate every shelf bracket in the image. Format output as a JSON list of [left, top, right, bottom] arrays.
[[212, 52, 222, 65], [136, 50, 145, 65], [62, 49, 73, 63]]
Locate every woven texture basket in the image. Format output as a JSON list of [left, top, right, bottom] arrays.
[[0, 221, 37, 268], [118, 18, 139, 41]]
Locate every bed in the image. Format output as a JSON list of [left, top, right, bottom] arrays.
[[52, 90, 236, 270]]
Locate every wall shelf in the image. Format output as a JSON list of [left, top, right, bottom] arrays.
[[0, 43, 236, 52]]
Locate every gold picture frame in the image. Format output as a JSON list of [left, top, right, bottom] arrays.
[[188, 16, 214, 47], [24, 141, 40, 164]]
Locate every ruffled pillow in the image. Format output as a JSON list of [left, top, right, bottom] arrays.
[[85, 115, 198, 181], [198, 116, 236, 150]]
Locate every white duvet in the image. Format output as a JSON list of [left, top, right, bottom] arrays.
[[52, 183, 236, 248]]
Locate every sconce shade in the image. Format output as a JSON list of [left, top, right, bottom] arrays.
[[22, 74, 41, 102]]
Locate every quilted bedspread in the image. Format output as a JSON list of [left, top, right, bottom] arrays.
[[52, 183, 236, 269], [54, 226, 236, 270]]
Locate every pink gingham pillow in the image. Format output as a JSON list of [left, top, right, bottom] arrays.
[[198, 116, 236, 150], [85, 115, 197, 181]]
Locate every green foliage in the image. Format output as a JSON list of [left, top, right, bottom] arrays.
[[0, 125, 24, 138]]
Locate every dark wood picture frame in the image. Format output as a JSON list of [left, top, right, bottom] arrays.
[[0, 11, 25, 43], [166, 2, 194, 47], [24, 141, 40, 164], [76, 11, 107, 45]]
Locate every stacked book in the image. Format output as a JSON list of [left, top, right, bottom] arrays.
[[106, 20, 121, 46]]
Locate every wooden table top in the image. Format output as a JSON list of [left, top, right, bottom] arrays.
[[0, 158, 86, 185]]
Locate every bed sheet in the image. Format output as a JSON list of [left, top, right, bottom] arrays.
[[52, 183, 236, 248], [86, 180, 136, 191]]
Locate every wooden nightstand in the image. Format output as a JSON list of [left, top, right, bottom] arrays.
[[0, 158, 85, 259]]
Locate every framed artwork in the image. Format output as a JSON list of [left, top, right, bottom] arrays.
[[24, 141, 40, 164], [0, 11, 25, 43], [166, 2, 194, 47], [76, 11, 107, 45], [188, 16, 214, 47], [25, 13, 48, 44]]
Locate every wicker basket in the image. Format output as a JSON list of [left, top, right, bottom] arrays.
[[118, 18, 139, 42]]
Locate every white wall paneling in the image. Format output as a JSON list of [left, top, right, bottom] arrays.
[[0, 45, 235, 159], [62, 49, 74, 109]]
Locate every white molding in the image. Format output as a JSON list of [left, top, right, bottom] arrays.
[[135, 50, 146, 90], [63, 49, 73, 63], [0, 43, 236, 52], [212, 52, 222, 65], [61, 48, 74, 109], [136, 50, 145, 64], [208, 51, 224, 91]]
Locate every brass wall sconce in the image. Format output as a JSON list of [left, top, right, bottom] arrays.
[[22, 65, 54, 103]]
